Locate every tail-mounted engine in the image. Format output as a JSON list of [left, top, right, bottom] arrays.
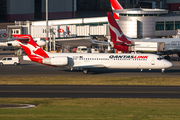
[[43, 56, 68, 66]]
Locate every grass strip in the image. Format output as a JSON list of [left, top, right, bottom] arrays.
[[0, 98, 180, 120], [0, 76, 180, 86]]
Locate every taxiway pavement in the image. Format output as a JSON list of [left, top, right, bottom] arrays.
[[1, 85, 180, 98]]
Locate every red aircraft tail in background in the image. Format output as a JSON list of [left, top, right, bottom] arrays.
[[110, 0, 123, 20], [107, 12, 131, 52]]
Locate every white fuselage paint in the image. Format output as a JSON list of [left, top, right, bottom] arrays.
[[40, 53, 172, 69]]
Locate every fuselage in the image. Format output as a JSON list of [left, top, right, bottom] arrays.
[[42, 53, 172, 69]]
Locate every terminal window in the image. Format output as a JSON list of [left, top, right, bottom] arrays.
[[175, 21, 180, 30], [155, 22, 164, 31], [156, 21, 175, 31], [165, 21, 174, 30]]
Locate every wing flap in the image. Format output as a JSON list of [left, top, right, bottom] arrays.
[[72, 64, 106, 69]]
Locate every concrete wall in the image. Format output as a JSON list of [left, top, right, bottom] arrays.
[[7, 0, 34, 21], [6, 0, 74, 21], [41, 0, 73, 19], [118, 17, 137, 38], [167, 0, 180, 3], [166, 3, 180, 11], [118, 16, 180, 38]]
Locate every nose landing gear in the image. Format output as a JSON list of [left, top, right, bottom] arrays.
[[161, 69, 165, 73]]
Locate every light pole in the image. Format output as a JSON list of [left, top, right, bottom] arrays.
[[45, 0, 49, 51]]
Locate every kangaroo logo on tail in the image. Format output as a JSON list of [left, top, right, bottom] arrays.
[[107, 12, 130, 45], [13, 34, 49, 63], [107, 12, 131, 52]]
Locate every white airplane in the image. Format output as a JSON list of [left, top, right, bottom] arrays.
[[12, 13, 172, 74]]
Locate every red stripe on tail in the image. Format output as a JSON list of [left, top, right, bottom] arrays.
[[110, 0, 123, 10]]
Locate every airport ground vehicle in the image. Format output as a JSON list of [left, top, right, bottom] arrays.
[[0, 57, 20, 66], [76, 46, 88, 53], [130, 41, 165, 53]]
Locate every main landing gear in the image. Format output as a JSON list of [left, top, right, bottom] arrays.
[[83, 69, 89, 74], [70, 68, 89, 74]]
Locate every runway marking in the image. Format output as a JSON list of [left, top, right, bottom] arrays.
[[1, 91, 180, 94]]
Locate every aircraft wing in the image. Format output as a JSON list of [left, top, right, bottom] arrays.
[[72, 64, 106, 69], [89, 34, 110, 46]]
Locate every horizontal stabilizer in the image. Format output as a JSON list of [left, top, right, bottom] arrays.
[[7, 37, 30, 41]]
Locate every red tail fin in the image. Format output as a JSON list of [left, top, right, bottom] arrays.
[[13, 34, 49, 63], [110, 0, 123, 20], [107, 12, 131, 52], [107, 12, 130, 44]]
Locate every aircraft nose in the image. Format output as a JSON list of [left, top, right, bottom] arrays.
[[165, 61, 173, 68]]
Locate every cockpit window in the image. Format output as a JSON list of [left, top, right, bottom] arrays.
[[157, 56, 164, 60], [81, 48, 87, 51]]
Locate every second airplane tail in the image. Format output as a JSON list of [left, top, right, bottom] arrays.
[[107, 12, 131, 45], [110, 0, 123, 20], [107, 12, 131, 52]]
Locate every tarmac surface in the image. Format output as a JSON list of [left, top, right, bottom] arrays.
[[1, 85, 180, 98]]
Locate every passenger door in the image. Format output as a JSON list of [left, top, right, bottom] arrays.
[[151, 58, 155, 65]]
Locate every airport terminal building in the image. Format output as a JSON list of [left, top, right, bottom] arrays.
[[7, 8, 180, 39], [3, 0, 180, 39], [115, 8, 180, 38]]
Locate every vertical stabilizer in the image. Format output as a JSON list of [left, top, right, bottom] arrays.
[[13, 34, 49, 63], [107, 12, 131, 52], [110, 0, 123, 20], [107, 12, 130, 45]]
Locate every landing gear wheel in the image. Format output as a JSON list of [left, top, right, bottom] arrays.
[[83, 69, 89, 74], [161, 69, 165, 74]]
